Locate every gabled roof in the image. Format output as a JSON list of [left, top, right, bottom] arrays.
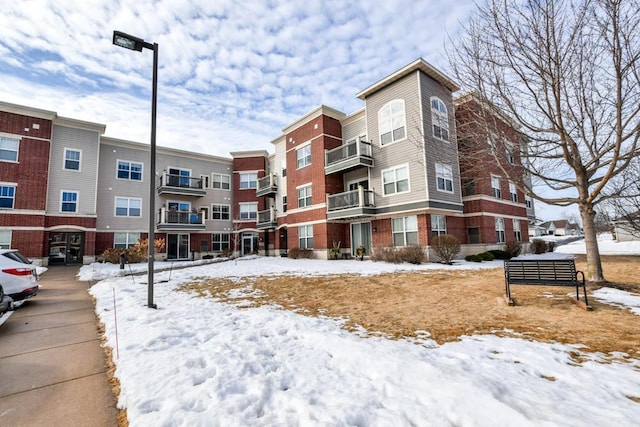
[[356, 58, 459, 100]]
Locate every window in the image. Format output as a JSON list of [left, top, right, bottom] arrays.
[[435, 163, 453, 192], [64, 148, 81, 171], [495, 217, 506, 243], [169, 168, 191, 187], [509, 182, 518, 203], [431, 97, 449, 141], [117, 160, 143, 181], [61, 191, 78, 213], [212, 173, 230, 190], [525, 196, 533, 209], [468, 227, 480, 244], [0, 230, 11, 249], [491, 176, 502, 199], [431, 214, 447, 238], [378, 100, 406, 145], [382, 165, 409, 195], [0, 185, 16, 209], [463, 178, 476, 196], [200, 174, 209, 189], [297, 185, 312, 208], [282, 196, 287, 213], [296, 145, 311, 168], [212, 204, 230, 220], [114, 232, 140, 249], [299, 224, 313, 249], [239, 173, 257, 189], [392, 215, 418, 246], [506, 147, 515, 165], [0, 136, 19, 162], [513, 219, 522, 242], [212, 233, 230, 251], [115, 197, 142, 217], [239, 203, 257, 220], [282, 168, 287, 177]]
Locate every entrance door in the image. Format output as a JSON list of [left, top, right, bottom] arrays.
[[241, 233, 258, 256], [350, 222, 372, 256], [48, 232, 84, 265], [167, 234, 190, 259]]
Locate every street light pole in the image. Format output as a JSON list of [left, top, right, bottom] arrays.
[[113, 30, 158, 309]]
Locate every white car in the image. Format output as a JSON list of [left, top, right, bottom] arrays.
[[0, 249, 43, 302]]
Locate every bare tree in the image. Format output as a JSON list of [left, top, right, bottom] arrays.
[[450, 0, 640, 282], [602, 157, 640, 236]]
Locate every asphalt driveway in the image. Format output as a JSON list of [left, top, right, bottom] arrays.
[[0, 265, 118, 426]]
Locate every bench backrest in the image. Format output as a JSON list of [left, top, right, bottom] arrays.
[[505, 259, 579, 285]]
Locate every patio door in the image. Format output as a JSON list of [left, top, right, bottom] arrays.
[[241, 232, 258, 256], [167, 234, 190, 259], [350, 222, 371, 256]]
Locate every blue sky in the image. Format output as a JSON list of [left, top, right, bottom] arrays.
[[0, 0, 577, 221]]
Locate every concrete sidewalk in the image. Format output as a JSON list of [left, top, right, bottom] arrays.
[[0, 266, 118, 426]]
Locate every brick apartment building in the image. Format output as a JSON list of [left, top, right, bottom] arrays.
[[0, 58, 532, 265]]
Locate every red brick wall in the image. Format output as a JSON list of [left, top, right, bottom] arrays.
[[11, 230, 45, 258]]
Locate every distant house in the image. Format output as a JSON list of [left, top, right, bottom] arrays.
[[528, 219, 546, 237], [540, 220, 581, 236], [613, 212, 640, 242]]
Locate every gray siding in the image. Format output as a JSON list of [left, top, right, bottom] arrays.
[[419, 72, 462, 210], [342, 116, 366, 142], [364, 72, 428, 208], [47, 125, 100, 215]]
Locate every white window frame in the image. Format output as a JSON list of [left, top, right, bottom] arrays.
[[435, 163, 454, 193], [114, 232, 140, 249], [495, 217, 506, 243], [115, 197, 142, 217], [64, 148, 82, 171], [0, 229, 11, 249], [239, 202, 257, 220], [200, 206, 210, 221], [430, 97, 449, 141], [509, 182, 518, 203], [513, 219, 522, 242], [431, 214, 447, 237], [378, 99, 406, 146], [117, 160, 143, 181], [0, 136, 19, 162], [299, 224, 314, 249], [0, 184, 16, 209], [239, 173, 257, 189], [525, 196, 533, 209], [506, 147, 515, 165], [296, 145, 311, 169], [211, 204, 230, 220], [392, 215, 418, 247], [491, 175, 502, 199], [382, 165, 410, 196], [212, 173, 231, 190], [212, 233, 230, 251], [61, 190, 78, 213], [297, 184, 312, 208]]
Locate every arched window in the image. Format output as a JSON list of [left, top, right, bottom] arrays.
[[431, 97, 449, 141], [378, 100, 406, 146]]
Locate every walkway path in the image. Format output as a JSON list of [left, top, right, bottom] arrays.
[[0, 265, 118, 426]]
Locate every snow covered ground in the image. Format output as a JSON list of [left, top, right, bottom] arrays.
[[81, 236, 640, 426]]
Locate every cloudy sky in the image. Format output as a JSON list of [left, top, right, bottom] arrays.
[[0, 0, 577, 220], [0, 0, 475, 155]]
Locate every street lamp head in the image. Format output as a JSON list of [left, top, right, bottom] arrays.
[[113, 31, 144, 51]]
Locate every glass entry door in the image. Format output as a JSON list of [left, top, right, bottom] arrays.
[[167, 234, 190, 259], [350, 222, 372, 256]]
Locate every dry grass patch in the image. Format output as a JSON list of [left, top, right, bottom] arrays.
[[179, 256, 640, 361]]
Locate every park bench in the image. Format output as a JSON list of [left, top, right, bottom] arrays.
[[504, 258, 591, 310]]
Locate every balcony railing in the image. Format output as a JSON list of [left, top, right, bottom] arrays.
[[326, 186, 376, 219], [157, 208, 206, 231], [157, 173, 205, 196], [256, 174, 278, 197], [257, 207, 277, 229], [325, 138, 373, 175]]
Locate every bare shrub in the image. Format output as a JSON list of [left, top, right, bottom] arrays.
[[101, 238, 166, 263], [398, 245, 425, 264], [431, 234, 461, 265], [530, 239, 547, 254], [370, 247, 402, 263], [503, 241, 522, 258], [287, 247, 313, 259]]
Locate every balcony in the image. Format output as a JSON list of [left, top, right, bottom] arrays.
[[326, 187, 376, 220], [157, 208, 206, 231], [157, 173, 205, 197], [256, 174, 278, 197], [257, 207, 277, 230], [325, 138, 373, 175]]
